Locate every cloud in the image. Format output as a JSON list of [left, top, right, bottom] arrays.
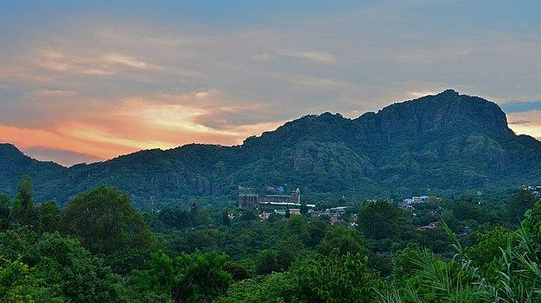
[[24, 146, 103, 167], [282, 51, 338, 64], [37, 50, 115, 75], [251, 50, 338, 64], [508, 120, 530, 125], [408, 90, 437, 98], [507, 110, 541, 139], [36, 49, 163, 76], [36, 89, 78, 97], [101, 53, 164, 71], [251, 53, 275, 61], [0, 89, 285, 164]]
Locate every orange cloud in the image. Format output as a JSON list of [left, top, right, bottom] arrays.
[[507, 110, 541, 139], [0, 92, 284, 165]]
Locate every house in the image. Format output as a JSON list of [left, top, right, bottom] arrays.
[[403, 195, 441, 205], [289, 209, 301, 216], [330, 215, 341, 225], [258, 211, 273, 220], [417, 222, 439, 231]]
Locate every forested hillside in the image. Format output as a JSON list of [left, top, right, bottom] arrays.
[[1, 176, 541, 303], [2, 90, 541, 208]]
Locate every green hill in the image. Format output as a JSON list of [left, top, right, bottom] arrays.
[[2, 90, 541, 208]]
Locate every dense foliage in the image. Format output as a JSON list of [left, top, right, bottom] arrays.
[[1, 175, 541, 302]]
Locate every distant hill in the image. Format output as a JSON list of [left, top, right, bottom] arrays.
[[2, 89, 541, 209]]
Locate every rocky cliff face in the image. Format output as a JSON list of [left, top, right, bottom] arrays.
[[2, 90, 541, 207], [356, 90, 510, 140]]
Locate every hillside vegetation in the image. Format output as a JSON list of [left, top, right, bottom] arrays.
[[2, 90, 541, 209]]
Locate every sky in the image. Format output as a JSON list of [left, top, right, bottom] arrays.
[[0, 0, 540, 166]]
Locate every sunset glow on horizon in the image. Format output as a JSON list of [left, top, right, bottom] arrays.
[[1, 1, 541, 166]]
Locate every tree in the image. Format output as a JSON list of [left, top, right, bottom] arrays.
[[523, 197, 541, 242], [300, 200, 309, 216], [35, 201, 61, 234], [130, 250, 232, 303], [453, 198, 482, 222], [278, 235, 306, 270], [307, 220, 327, 247], [238, 209, 257, 222], [0, 259, 34, 303], [0, 194, 10, 231], [285, 215, 310, 244], [218, 252, 378, 303], [222, 210, 231, 227], [64, 186, 155, 255], [465, 227, 515, 280], [357, 200, 407, 240], [159, 206, 195, 229], [0, 229, 128, 303], [292, 252, 376, 303], [255, 249, 281, 275], [317, 225, 368, 257], [508, 189, 536, 223], [12, 176, 35, 227]]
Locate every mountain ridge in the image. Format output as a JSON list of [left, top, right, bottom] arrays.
[[2, 90, 541, 209]]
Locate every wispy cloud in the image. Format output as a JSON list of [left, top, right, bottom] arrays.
[[252, 50, 338, 64], [36, 89, 78, 97], [408, 90, 437, 98], [281, 51, 338, 64], [0, 89, 284, 165], [36, 49, 163, 76], [101, 53, 164, 71], [507, 110, 541, 139], [24, 146, 103, 167]]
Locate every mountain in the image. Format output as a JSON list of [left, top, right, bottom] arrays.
[[2, 89, 541, 208]]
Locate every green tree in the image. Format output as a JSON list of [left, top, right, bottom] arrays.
[[64, 186, 155, 255], [218, 252, 377, 303], [0, 228, 128, 303], [254, 249, 281, 275], [159, 206, 194, 229], [0, 259, 34, 303], [238, 209, 257, 222], [0, 194, 10, 231], [509, 189, 536, 223], [35, 201, 61, 234], [130, 250, 232, 303], [523, 197, 541, 242], [222, 210, 231, 227], [317, 225, 367, 257], [307, 220, 327, 247], [453, 198, 482, 222], [292, 252, 375, 303], [12, 176, 35, 227], [465, 227, 515, 280], [357, 200, 407, 240], [285, 215, 311, 244]]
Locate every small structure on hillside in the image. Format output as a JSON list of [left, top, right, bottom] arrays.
[[417, 222, 439, 231], [239, 188, 309, 209], [289, 209, 301, 216]]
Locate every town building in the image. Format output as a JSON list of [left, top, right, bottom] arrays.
[[239, 188, 314, 209], [289, 209, 301, 216]]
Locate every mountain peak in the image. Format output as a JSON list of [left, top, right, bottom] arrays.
[[436, 89, 460, 97], [362, 90, 510, 138]]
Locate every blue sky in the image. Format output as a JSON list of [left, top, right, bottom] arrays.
[[0, 0, 540, 165]]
